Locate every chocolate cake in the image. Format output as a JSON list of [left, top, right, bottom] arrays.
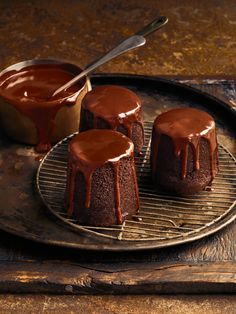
[[79, 85, 144, 153], [150, 108, 219, 194], [66, 129, 139, 226]]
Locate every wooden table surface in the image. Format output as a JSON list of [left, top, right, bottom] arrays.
[[0, 0, 236, 313]]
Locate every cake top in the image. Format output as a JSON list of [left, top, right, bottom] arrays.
[[153, 108, 215, 139], [81, 85, 141, 118], [69, 129, 134, 166]]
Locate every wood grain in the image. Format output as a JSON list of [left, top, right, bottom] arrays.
[[1, 261, 236, 294]]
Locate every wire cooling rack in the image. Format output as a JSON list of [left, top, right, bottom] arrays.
[[37, 122, 236, 244]]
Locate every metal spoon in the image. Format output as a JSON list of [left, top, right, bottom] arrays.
[[52, 16, 168, 98]]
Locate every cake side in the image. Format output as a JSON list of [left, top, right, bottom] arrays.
[[71, 157, 139, 226]]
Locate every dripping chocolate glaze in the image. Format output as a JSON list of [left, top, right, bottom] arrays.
[[151, 108, 219, 180], [81, 85, 144, 140], [67, 129, 139, 224], [0, 63, 86, 153]]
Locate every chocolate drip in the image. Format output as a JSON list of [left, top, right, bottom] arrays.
[[0, 63, 85, 152], [67, 129, 136, 224], [113, 161, 122, 224], [81, 85, 144, 142], [151, 108, 219, 180]]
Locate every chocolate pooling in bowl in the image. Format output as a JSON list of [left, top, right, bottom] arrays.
[[0, 62, 86, 152]]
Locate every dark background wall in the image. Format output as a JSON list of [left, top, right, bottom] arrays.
[[0, 0, 235, 76]]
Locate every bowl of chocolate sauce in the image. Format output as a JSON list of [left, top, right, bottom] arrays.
[[0, 59, 91, 152]]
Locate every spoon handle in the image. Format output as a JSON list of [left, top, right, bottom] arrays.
[[135, 16, 168, 37], [52, 35, 145, 97], [52, 16, 168, 97]]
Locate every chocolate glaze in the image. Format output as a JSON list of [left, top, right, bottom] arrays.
[[67, 129, 139, 224], [81, 85, 144, 140], [0, 63, 85, 152], [151, 108, 219, 180]]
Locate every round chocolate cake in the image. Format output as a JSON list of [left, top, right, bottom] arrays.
[[66, 129, 139, 226], [150, 108, 219, 194], [79, 85, 144, 153]]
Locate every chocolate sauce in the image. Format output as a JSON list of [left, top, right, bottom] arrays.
[[151, 108, 219, 180], [82, 85, 144, 139], [67, 129, 138, 224], [0, 62, 85, 152]]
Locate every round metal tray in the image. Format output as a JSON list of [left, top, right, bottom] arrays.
[[0, 74, 235, 251], [37, 121, 236, 245]]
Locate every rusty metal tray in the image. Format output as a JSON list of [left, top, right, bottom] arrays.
[[0, 74, 235, 251]]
